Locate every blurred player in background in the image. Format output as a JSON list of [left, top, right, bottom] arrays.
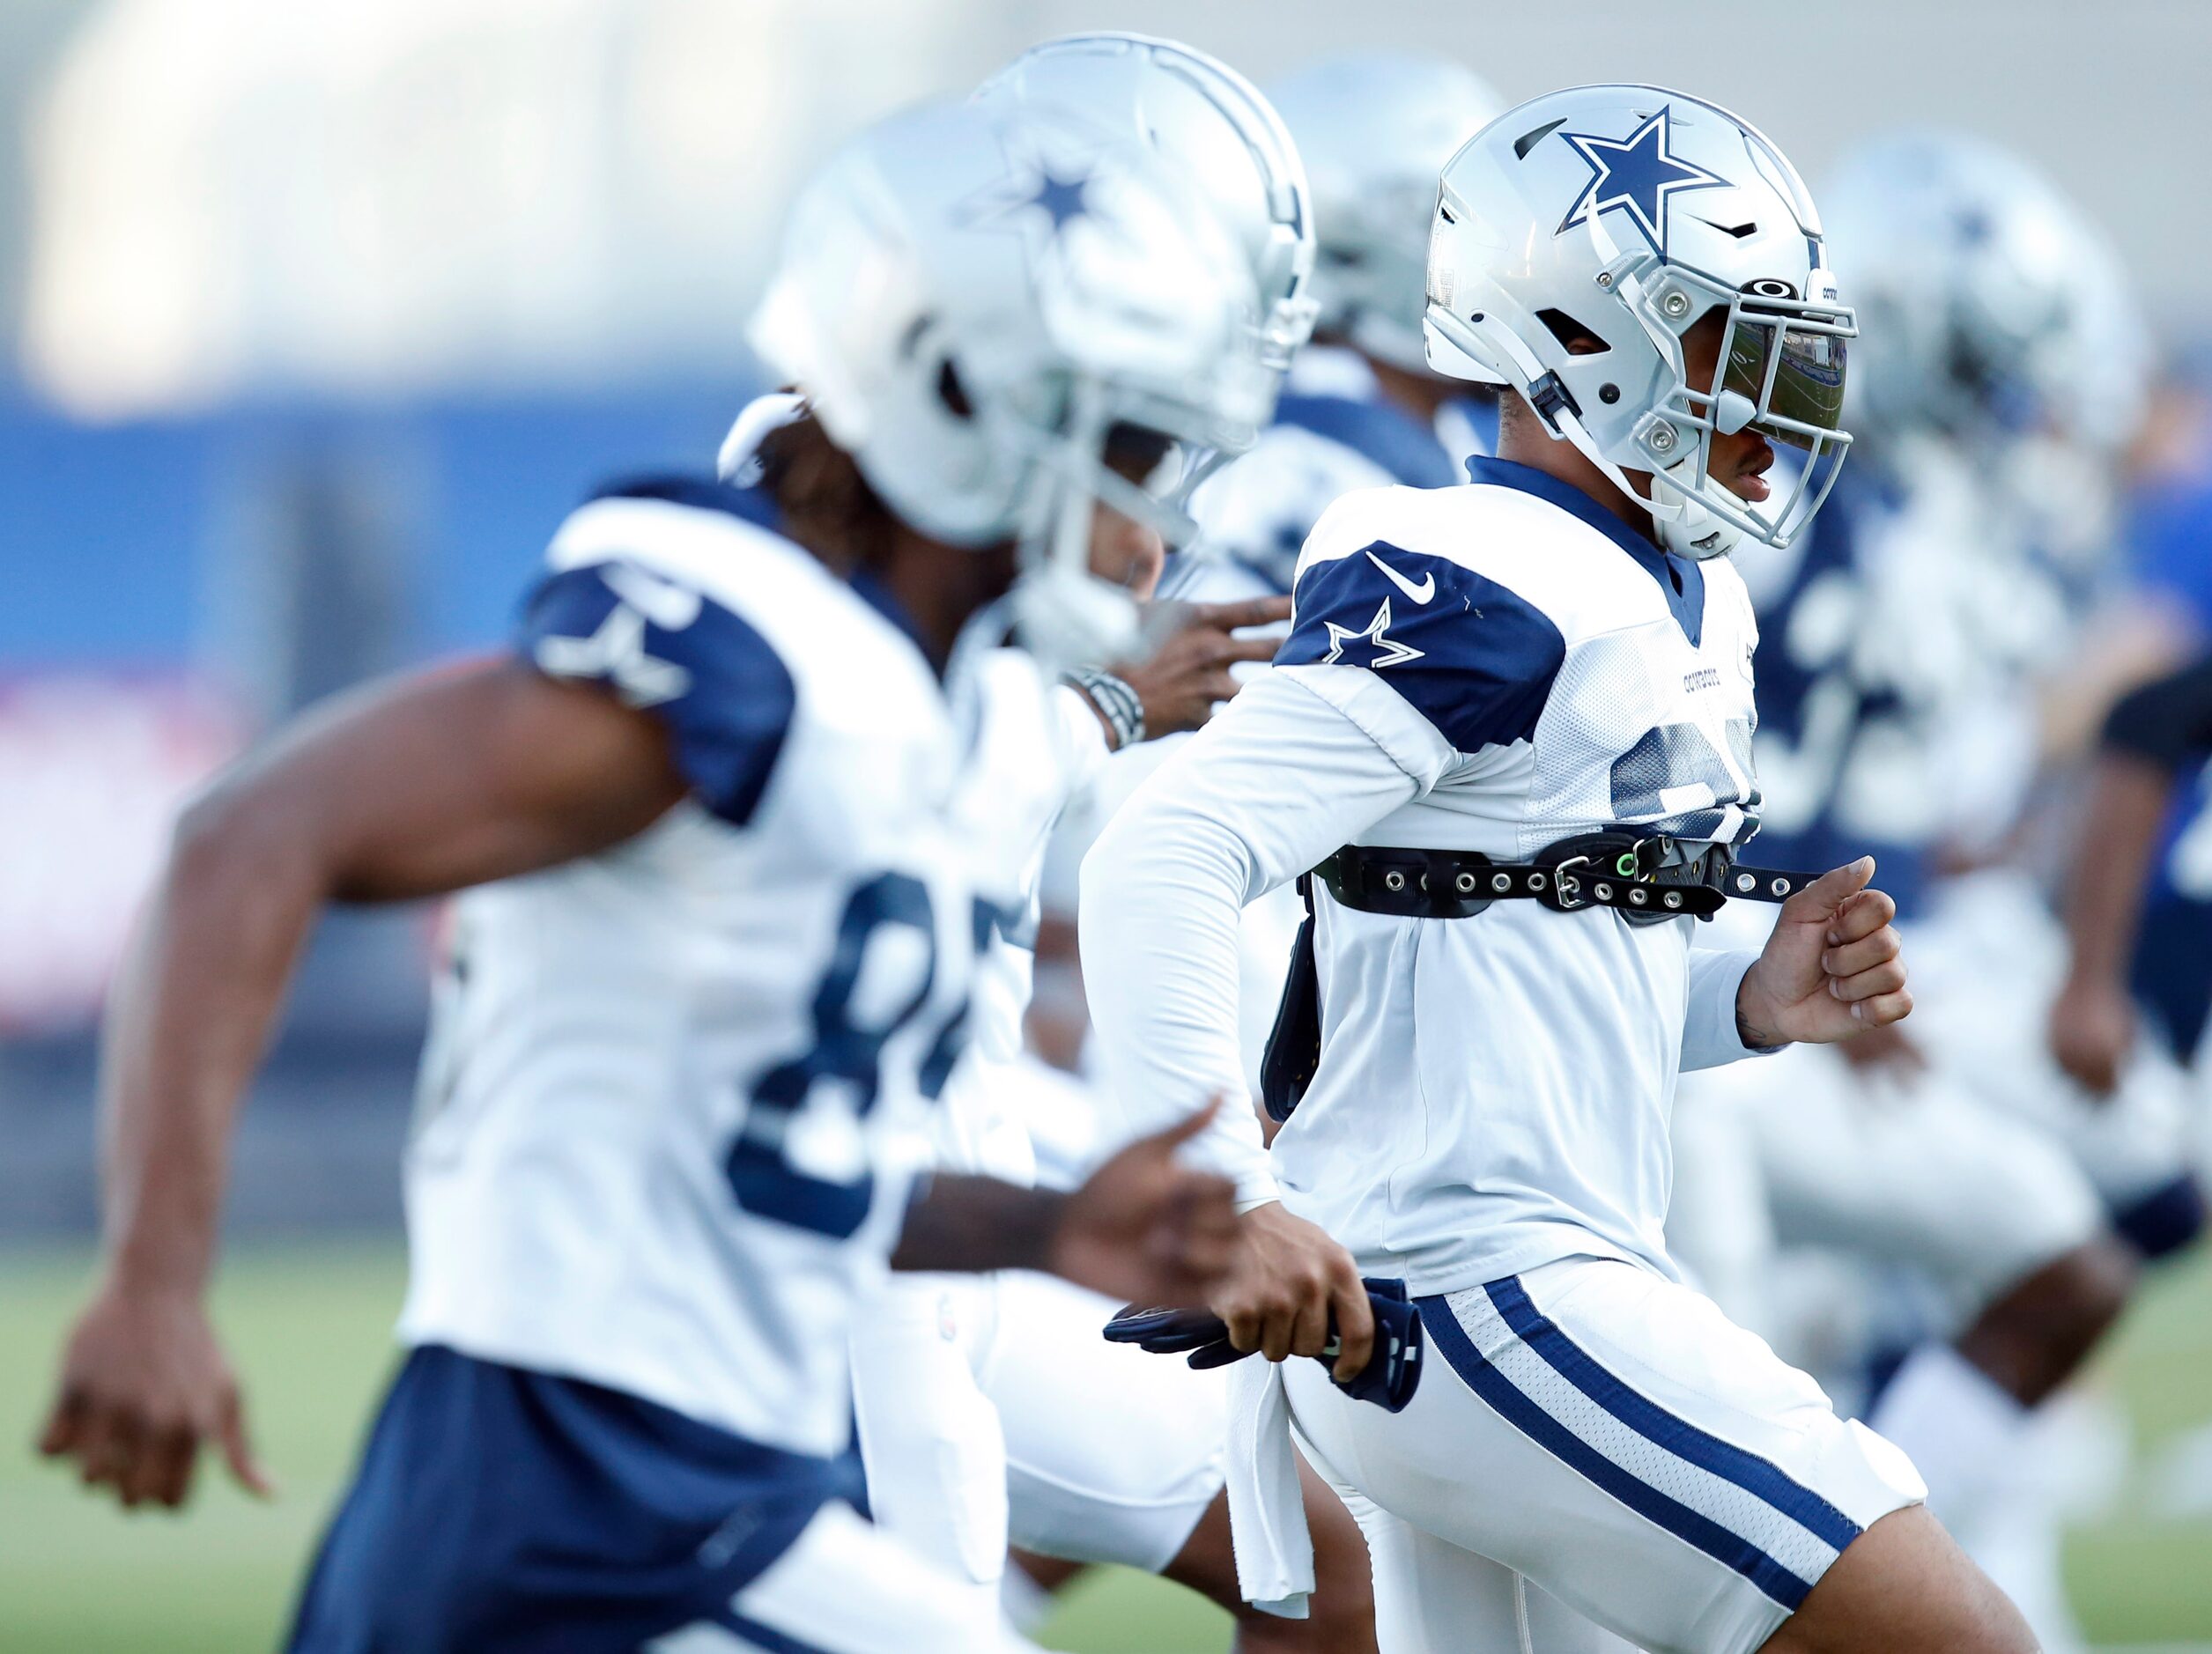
[[1668, 131, 2202, 1651], [2052, 654, 2212, 1093], [717, 37, 1383, 1650], [2049, 365, 2212, 1096], [35, 94, 1275, 1653], [1085, 80, 2036, 1654], [2041, 413, 2212, 1526]]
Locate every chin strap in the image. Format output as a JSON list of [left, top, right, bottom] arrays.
[[1008, 564, 1143, 677]]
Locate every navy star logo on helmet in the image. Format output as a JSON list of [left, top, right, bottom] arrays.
[[958, 142, 1113, 247], [1024, 167, 1091, 232], [1556, 107, 1726, 258]]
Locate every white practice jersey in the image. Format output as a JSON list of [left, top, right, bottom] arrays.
[[398, 476, 984, 1458], [1083, 458, 1769, 1293], [935, 646, 1111, 1185], [710, 394, 1113, 1192]]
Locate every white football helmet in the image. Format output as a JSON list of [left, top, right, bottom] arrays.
[[749, 99, 1270, 668], [1265, 53, 1503, 374], [1821, 131, 2147, 456], [1424, 85, 1855, 559], [2052, 227, 2152, 460], [973, 32, 1315, 460]]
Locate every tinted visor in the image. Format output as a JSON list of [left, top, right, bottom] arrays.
[[1723, 315, 1848, 450]]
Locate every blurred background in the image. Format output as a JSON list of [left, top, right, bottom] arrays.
[[3, 2, 2210, 1649]]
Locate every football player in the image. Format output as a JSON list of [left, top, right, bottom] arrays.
[[988, 55, 1513, 1634], [1082, 85, 2036, 1653], [2051, 653, 2212, 1089], [820, 36, 1381, 1650], [2048, 374, 2212, 1096], [36, 98, 1269, 1652]]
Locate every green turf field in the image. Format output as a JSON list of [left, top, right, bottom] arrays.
[[4, 1241, 2209, 1652]]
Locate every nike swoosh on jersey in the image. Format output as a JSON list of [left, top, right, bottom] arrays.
[[1365, 550, 1436, 605], [603, 561, 705, 631]]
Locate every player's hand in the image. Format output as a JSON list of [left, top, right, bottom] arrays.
[[2048, 973, 2135, 1098], [35, 1278, 272, 1510], [1735, 857, 1912, 1048], [1213, 1200, 1374, 1382], [1051, 1102, 1239, 1308], [1111, 596, 1291, 741]]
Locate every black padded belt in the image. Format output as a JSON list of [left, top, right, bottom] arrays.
[[1316, 831, 1820, 922], [1259, 829, 1821, 1122]]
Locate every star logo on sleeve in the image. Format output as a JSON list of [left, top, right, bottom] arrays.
[[1557, 106, 1725, 257], [1321, 596, 1424, 671], [534, 602, 692, 708]]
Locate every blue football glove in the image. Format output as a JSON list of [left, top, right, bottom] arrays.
[[1103, 1277, 1424, 1412]]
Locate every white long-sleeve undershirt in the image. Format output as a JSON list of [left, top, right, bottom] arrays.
[[1080, 668, 1435, 1205], [1079, 666, 1769, 1210]]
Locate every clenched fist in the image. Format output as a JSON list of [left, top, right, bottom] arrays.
[[1735, 857, 1913, 1050]]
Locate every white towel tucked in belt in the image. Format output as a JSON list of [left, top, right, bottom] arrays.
[[1224, 1355, 1314, 1617]]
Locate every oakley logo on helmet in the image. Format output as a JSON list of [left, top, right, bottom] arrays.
[[1556, 107, 1725, 259]]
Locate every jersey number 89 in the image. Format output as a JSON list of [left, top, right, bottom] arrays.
[[724, 872, 970, 1239]]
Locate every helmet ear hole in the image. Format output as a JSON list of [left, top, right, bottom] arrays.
[[1535, 308, 1607, 355], [936, 361, 975, 420]]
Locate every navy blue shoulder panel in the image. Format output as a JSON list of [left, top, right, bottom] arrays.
[[1277, 541, 1565, 753], [519, 559, 797, 828], [591, 472, 784, 534], [1461, 454, 1705, 645], [1276, 393, 1461, 491]]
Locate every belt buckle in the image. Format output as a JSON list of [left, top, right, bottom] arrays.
[[1602, 833, 1672, 882], [1550, 853, 1594, 910]]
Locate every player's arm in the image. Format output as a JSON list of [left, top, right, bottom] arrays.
[[2050, 656, 2212, 1093], [1086, 594, 1291, 743], [1082, 668, 1434, 1378], [893, 1104, 1237, 1307], [39, 657, 685, 1510]]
